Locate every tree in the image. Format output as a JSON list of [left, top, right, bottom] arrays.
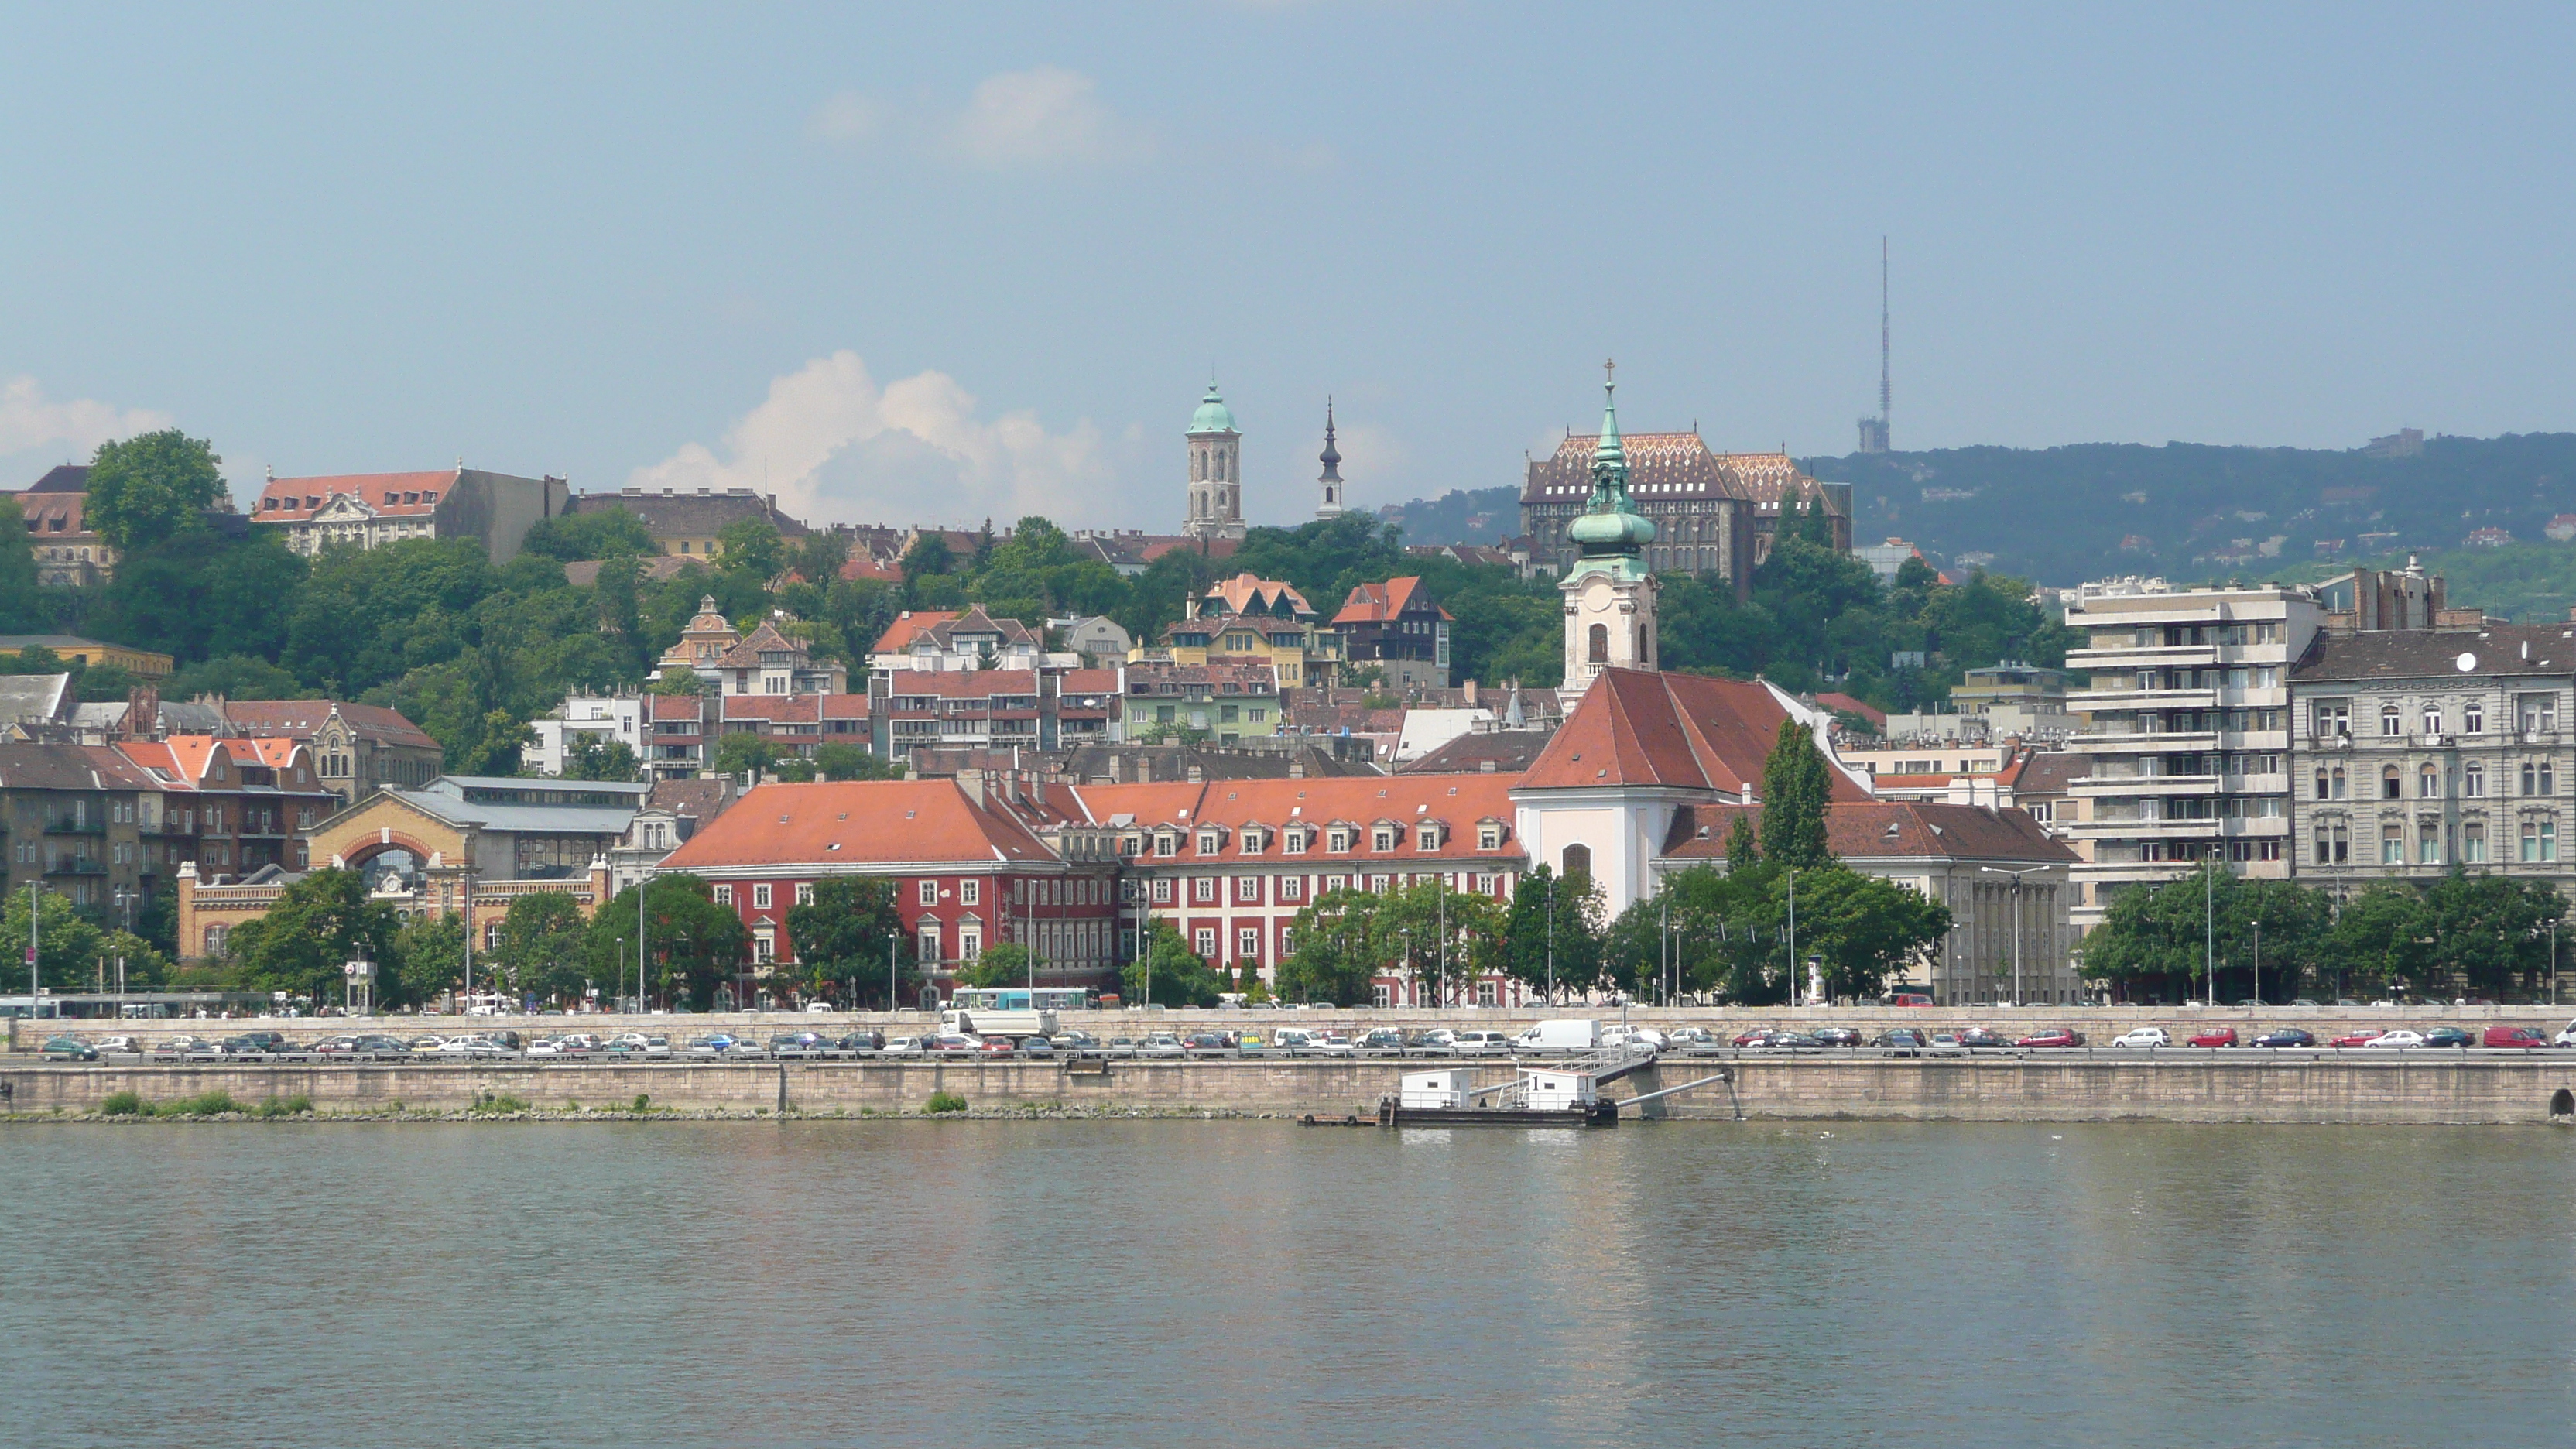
[[564, 731, 640, 782], [814, 741, 898, 781], [0, 888, 104, 992], [520, 508, 656, 562], [1760, 721, 1835, 869], [713, 731, 780, 783], [1122, 921, 1222, 1008], [960, 941, 1034, 990], [167, 653, 303, 701], [1494, 865, 1602, 1003], [2419, 872, 2563, 999], [782, 876, 913, 1008], [649, 666, 706, 697], [492, 892, 591, 1002], [717, 518, 785, 580], [2326, 883, 2430, 999], [0, 496, 40, 631], [787, 531, 851, 588], [1776, 864, 1953, 1002], [226, 869, 402, 1009], [390, 913, 466, 1008], [1721, 814, 1760, 873], [585, 873, 750, 1011], [84, 428, 225, 553]]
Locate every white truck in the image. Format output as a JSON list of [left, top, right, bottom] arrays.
[[1511, 1019, 1602, 1053]]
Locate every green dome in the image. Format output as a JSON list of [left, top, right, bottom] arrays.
[[1190, 384, 1237, 434], [1568, 373, 1654, 557], [1570, 505, 1656, 551]]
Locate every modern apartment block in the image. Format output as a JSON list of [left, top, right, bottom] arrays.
[[2060, 581, 2321, 928]]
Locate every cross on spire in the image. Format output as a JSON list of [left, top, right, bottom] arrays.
[[1603, 357, 1616, 389]]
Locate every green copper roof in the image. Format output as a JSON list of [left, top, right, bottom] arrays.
[[1567, 370, 1655, 561], [1190, 383, 1237, 434]]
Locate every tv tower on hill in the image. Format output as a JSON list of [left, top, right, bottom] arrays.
[[1857, 238, 1891, 454]]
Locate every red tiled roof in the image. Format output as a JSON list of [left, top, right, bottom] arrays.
[[221, 700, 440, 752], [255, 469, 455, 519], [1814, 693, 1887, 731], [872, 611, 961, 654], [1201, 573, 1314, 618], [13, 492, 98, 538], [711, 695, 820, 722], [1518, 669, 1870, 799], [1332, 576, 1450, 625], [658, 779, 1059, 871], [880, 669, 1044, 701], [1660, 800, 2075, 865]]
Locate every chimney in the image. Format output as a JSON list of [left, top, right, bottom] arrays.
[[1462, 679, 1478, 707], [1480, 758, 1496, 772], [957, 767, 985, 810], [1108, 752, 1125, 784]]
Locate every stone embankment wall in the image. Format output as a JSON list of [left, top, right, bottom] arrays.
[[8, 1056, 2576, 1125]]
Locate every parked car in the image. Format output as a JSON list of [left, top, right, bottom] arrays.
[[928, 1034, 984, 1053], [1452, 1030, 1512, 1056], [2016, 1028, 2085, 1048], [683, 1035, 735, 1057], [1047, 1030, 1100, 1054], [524, 1036, 570, 1058], [1663, 1026, 1718, 1050], [2556, 1018, 2576, 1048], [1403, 1029, 1458, 1056], [1958, 1027, 2012, 1048], [1926, 1032, 1971, 1058], [1099, 1037, 1140, 1058], [1731, 1027, 1774, 1047], [1811, 1026, 1864, 1048], [1757, 1030, 1822, 1050], [975, 1036, 1019, 1053], [607, 1033, 673, 1058], [39, 1036, 98, 1061], [1874, 1028, 1927, 1057], [2330, 1029, 2385, 1048], [2482, 1026, 2550, 1049], [2252, 1028, 2316, 1048], [1182, 1032, 1238, 1056], [2362, 1030, 2426, 1050], [1016, 1035, 1056, 1056], [2423, 1026, 2475, 1050], [1136, 1033, 1185, 1060], [2187, 1027, 2239, 1049], [1355, 1028, 1407, 1056], [1270, 1028, 1319, 1055], [2112, 1027, 2171, 1049], [91, 1034, 145, 1056], [1310, 1033, 1356, 1058], [766, 1032, 834, 1057], [882, 1035, 928, 1057]]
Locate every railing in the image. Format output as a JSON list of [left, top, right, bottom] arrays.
[[45, 858, 108, 875], [42, 818, 105, 834]]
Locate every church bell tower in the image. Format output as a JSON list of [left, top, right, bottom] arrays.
[[1184, 382, 1245, 541], [1315, 399, 1346, 520], [1558, 361, 1659, 711]]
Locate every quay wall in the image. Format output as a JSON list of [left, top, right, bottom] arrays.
[[8, 1056, 2576, 1125]]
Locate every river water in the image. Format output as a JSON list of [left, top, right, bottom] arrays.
[[7, 1120, 2573, 1447]]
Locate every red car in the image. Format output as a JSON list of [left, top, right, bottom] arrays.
[[2187, 1026, 2239, 1048], [1732, 1027, 1772, 1047], [978, 1036, 1019, 1053], [2482, 1026, 2550, 1049], [2016, 1027, 2085, 1048], [2329, 1029, 2382, 1049]]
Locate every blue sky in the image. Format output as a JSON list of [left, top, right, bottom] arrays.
[[4, 2, 2571, 530]]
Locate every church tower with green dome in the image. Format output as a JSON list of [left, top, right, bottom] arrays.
[[1184, 381, 1245, 541], [1558, 361, 1660, 707]]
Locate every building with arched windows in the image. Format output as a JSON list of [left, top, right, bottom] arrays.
[[1183, 383, 1246, 542]]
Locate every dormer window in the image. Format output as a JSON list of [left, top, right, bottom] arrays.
[[1478, 824, 1504, 851], [1284, 828, 1309, 855], [1196, 828, 1222, 855], [1241, 828, 1266, 856], [1154, 832, 1179, 858], [1327, 827, 1353, 854], [1416, 824, 1443, 851], [1372, 825, 1398, 852]]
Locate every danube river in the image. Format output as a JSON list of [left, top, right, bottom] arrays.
[[9, 1121, 2573, 1447]]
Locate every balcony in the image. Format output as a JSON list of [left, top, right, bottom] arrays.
[[2074, 687, 2219, 712], [45, 857, 108, 876], [42, 817, 106, 835], [2068, 729, 2218, 754], [2068, 772, 2219, 796], [2065, 643, 2219, 670], [2068, 815, 2222, 838]]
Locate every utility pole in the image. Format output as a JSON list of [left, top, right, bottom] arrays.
[[1545, 873, 1555, 1005], [1981, 865, 2050, 1007], [28, 880, 45, 1003], [2251, 916, 2263, 1006], [1786, 872, 1798, 1008]]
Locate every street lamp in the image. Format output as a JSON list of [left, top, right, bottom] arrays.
[[1544, 873, 1555, 1006], [888, 930, 899, 1013], [1981, 865, 2050, 1008], [2249, 916, 2263, 1006]]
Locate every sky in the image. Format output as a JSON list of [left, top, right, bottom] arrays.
[[5, 2, 2573, 532]]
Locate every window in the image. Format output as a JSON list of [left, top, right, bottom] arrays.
[[961, 879, 980, 906], [1193, 876, 1218, 903], [2381, 826, 2403, 865], [918, 879, 938, 906], [1416, 824, 1441, 851], [2314, 769, 2331, 801], [1279, 876, 1303, 903], [2464, 824, 2487, 863], [1279, 927, 1296, 956], [2382, 766, 2402, 800], [1284, 829, 1308, 855], [1562, 842, 1592, 879], [1372, 983, 1392, 1009], [1327, 828, 1352, 853], [795, 882, 814, 906], [1151, 878, 1173, 903], [1238, 927, 1261, 959], [1241, 829, 1265, 856], [2331, 767, 2348, 800], [2420, 831, 2441, 865], [752, 882, 772, 909], [1474, 872, 1498, 895], [2526, 761, 2555, 796], [1324, 874, 1347, 894], [1588, 623, 1608, 664], [1197, 830, 1221, 855], [919, 925, 942, 963], [1372, 826, 1398, 851], [2423, 706, 2443, 737], [2422, 766, 2441, 799], [714, 883, 735, 906], [1154, 833, 1178, 858], [1236, 876, 1261, 903], [1477, 981, 1499, 1006], [1193, 927, 1217, 957], [2521, 694, 2558, 734], [1249, 707, 1266, 722], [2312, 700, 2349, 737], [960, 930, 981, 961], [1478, 824, 1503, 850], [2465, 701, 2485, 734], [2380, 704, 2403, 737], [2465, 762, 2486, 798]]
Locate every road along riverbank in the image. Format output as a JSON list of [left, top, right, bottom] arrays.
[[9, 1053, 2576, 1125]]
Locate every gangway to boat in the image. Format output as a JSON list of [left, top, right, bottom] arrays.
[[1372, 1043, 1720, 1129]]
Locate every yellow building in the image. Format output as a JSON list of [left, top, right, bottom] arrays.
[[1136, 573, 1345, 688], [0, 634, 173, 677]]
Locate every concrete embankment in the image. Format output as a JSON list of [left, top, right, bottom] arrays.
[[9, 1055, 2576, 1125]]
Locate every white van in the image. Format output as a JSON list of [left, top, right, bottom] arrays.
[[1510, 1019, 1601, 1053]]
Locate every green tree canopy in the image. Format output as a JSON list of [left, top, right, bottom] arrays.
[[782, 875, 913, 1008], [491, 891, 592, 1002], [564, 731, 640, 782], [712, 731, 779, 783], [1759, 721, 1835, 869], [521, 507, 656, 562], [1122, 920, 1222, 1008], [959, 941, 1034, 990], [224, 869, 402, 1008], [84, 429, 225, 553], [584, 873, 750, 1011]]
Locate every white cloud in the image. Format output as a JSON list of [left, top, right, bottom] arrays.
[[632, 351, 1115, 527], [0, 375, 173, 471], [807, 67, 1152, 170]]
